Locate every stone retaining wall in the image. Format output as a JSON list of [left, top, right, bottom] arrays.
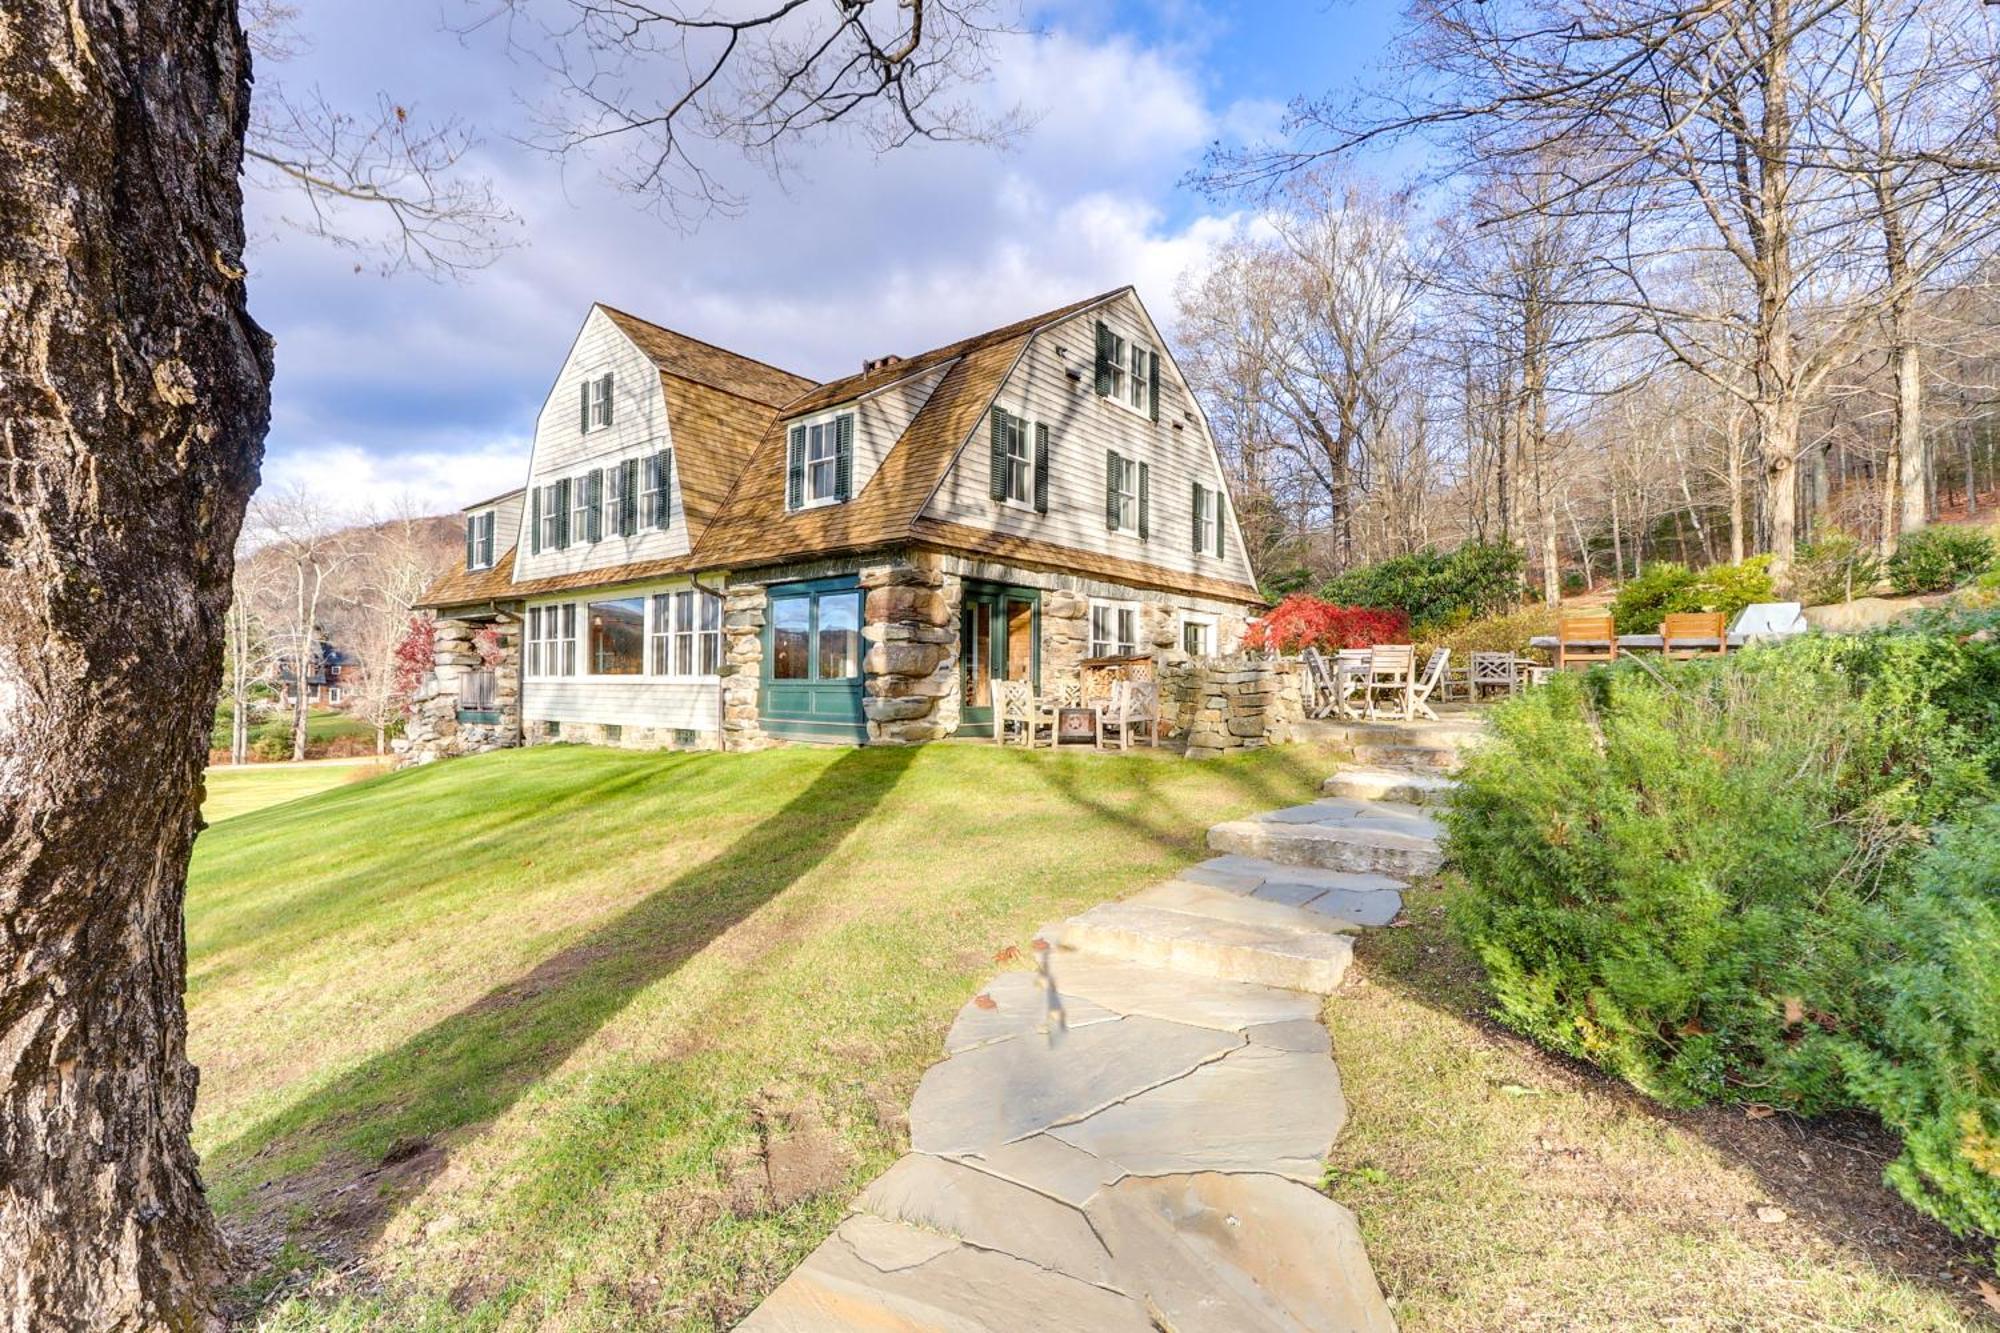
[[1161, 656, 1306, 760]]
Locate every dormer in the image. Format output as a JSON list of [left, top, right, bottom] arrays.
[[465, 508, 497, 571], [785, 411, 854, 511]]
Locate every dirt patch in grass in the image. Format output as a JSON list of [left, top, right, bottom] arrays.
[[1327, 886, 1996, 1331]]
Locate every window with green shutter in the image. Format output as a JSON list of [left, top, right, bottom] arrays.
[[790, 413, 854, 508], [644, 450, 672, 528], [1106, 451, 1137, 532]]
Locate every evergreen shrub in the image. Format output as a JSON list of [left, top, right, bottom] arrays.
[[1887, 527, 1995, 595], [1321, 541, 1525, 633]]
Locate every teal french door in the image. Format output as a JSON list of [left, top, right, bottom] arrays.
[[959, 583, 1040, 739], [761, 576, 867, 742]]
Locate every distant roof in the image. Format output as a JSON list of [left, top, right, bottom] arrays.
[[460, 486, 524, 513]]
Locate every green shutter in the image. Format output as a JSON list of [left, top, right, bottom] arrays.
[[835, 414, 854, 502], [622, 458, 640, 533], [466, 515, 477, 569], [554, 477, 571, 549], [1191, 482, 1203, 554], [1034, 423, 1050, 514], [787, 426, 806, 510], [529, 486, 542, 555], [1137, 461, 1150, 541], [600, 373, 614, 426], [1105, 450, 1120, 530], [579, 382, 590, 433], [989, 408, 1008, 501], [1216, 492, 1227, 559], [1094, 321, 1114, 397], [657, 449, 673, 529], [587, 469, 604, 542], [1148, 349, 1161, 423]]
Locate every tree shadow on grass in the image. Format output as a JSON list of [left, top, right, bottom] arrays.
[[213, 743, 918, 1282]]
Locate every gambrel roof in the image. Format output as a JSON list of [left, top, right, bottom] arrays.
[[422, 288, 1263, 610]]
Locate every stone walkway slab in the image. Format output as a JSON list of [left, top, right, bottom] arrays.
[[1044, 951, 1322, 1031], [942, 968, 1120, 1054], [1058, 902, 1353, 993], [856, 1154, 1115, 1287]]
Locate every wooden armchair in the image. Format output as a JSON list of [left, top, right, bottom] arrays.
[[1364, 645, 1417, 720], [993, 679, 1039, 747], [1411, 648, 1450, 721], [1556, 614, 1617, 669], [1469, 651, 1518, 699], [1661, 611, 1728, 658], [1300, 647, 1340, 720], [1103, 679, 1162, 750]]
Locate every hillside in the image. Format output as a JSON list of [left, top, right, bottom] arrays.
[[186, 742, 1331, 1329]]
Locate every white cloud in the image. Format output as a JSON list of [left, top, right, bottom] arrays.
[[243, 3, 1250, 515]]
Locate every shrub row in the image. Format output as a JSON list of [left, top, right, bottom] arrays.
[[1608, 556, 1775, 634], [1444, 619, 2000, 1259], [1321, 541, 1525, 633]]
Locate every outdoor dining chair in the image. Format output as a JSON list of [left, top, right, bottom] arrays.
[[1103, 679, 1162, 750], [1299, 646, 1341, 720], [1333, 648, 1373, 718], [1556, 613, 1617, 669], [1661, 611, 1728, 658], [1469, 651, 1518, 699], [992, 679, 1038, 747], [1364, 645, 1417, 720], [1411, 647, 1450, 721]]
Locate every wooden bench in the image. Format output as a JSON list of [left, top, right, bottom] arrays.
[[1556, 613, 1617, 669], [1661, 611, 1728, 658]]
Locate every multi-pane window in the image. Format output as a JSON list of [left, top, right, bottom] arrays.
[[527, 604, 577, 676], [1181, 615, 1216, 657], [1109, 454, 1137, 532], [643, 450, 671, 528], [1089, 601, 1140, 659], [466, 510, 495, 570], [647, 589, 723, 677], [590, 373, 613, 429], [539, 492, 561, 551], [572, 474, 594, 542], [558, 604, 577, 675], [526, 607, 542, 676], [807, 420, 840, 502], [1001, 413, 1029, 503], [1106, 331, 1128, 401], [1194, 485, 1216, 553], [1129, 344, 1152, 414]]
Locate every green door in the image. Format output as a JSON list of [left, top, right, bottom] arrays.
[[959, 583, 1040, 739], [761, 577, 867, 742]]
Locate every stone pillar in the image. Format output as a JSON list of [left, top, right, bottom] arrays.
[[861, 553, 956, 744], [720, 582, 770, 751], [395, 613, 522, 766], [1171, 656, 1306, 759], [1042, 589, 1088, 692]]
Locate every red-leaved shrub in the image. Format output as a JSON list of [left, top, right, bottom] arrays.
[[1245, 595, 1409, 654], [392, 614, 436, 708]]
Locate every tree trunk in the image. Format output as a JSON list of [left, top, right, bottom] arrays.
[[0, 3, 269, 1328], [1882, 315, 1925, 554]]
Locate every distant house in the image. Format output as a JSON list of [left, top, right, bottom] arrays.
[[274, 636, 349, 709], [413, 287, 1262, 756]]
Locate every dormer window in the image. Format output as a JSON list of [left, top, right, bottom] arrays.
[[464, 509, 496, 570], [579, 372, 613, 433], [786, 412, 853, 510]]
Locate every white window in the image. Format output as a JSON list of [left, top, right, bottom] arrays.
[[648, 588, 723, 677], [1001, 414, 1029, 504], [1106, 331, 1128, 401], [1110, 453, 1137, 532], [530, 603, 576, 677], [1130, 344, 1151, 413], [1180, 613, 1217, 657], [1089, 600, 1141, 659], [1194, 486, 1216, 554], [327, 686, 343, 706], [571, 474, 594, 542], [589, 372, 613, 430], [805, 419, 845, 505], [539, 490, 561, 551], [466, 510, 496, 570]]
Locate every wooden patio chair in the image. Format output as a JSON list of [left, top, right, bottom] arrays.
[[993, 679, 1038, 747], [1661, 611, 1728, 658], [1103, 679, 1162, 751], [1333, 648, 1373, 718], [1299, 646, 1341, 720], [1469, 651, 1518, 699], [1556, 613, 1617, 670], [1364, 645, 1417, 720], [1410, 648, 1450, 721]]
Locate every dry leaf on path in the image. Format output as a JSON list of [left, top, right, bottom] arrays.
[[971, 993, 997, 1010]]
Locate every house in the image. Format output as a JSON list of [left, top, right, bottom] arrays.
[[409, 287, 1263, 757], [274, 635, 349, 708]]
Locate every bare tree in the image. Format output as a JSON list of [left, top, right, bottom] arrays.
[[246, 487, 358, 761], [223, 546, 284, 765], [341, 506, 458, 754]]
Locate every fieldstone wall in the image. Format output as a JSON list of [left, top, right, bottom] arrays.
[[1162, 656, 1306, 760], [861, 553, 959, 744], [720, 582, 772, 751], [397, 614, 521, 766], [1041, 589, 1088, 684]]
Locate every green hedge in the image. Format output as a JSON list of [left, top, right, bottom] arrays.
[[1321, 541, 1524, 633], [1444, 624, 2000, 1252], [1608, 556, 1775, 634], [1887, 527, 1995, 595]]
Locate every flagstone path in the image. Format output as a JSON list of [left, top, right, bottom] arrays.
[[742, 718, 1480, 1332]]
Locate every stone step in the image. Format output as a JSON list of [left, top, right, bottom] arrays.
[[1323, 719, 1490, 749], [1348, 742, 1461, 772], [1179, 854, 1405, 927], [1132, 878, 1365, 934], [1322, 765, 1459, 807], [1055, 902, 1354, 994], [1207, 799, 1444, 879]]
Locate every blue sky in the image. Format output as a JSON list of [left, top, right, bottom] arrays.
[[246, 1, 1403, 514]]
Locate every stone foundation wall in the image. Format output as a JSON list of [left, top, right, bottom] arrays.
[[720, 582, 772, 751], [1161, 656, 1306, 759], [397, 614, 522, 766], [524, 719, 716, 751]]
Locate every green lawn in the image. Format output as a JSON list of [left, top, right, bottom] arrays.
[[201, 760, 389, 824], [186, 741, 1333, 1330]]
